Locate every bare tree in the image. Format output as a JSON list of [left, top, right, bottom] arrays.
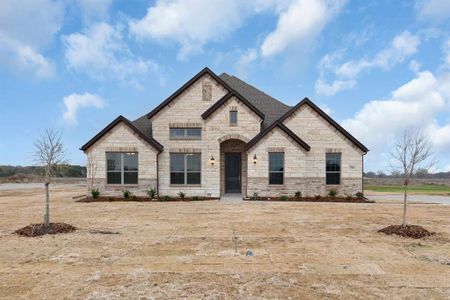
[[391, 130, 435, 226], [34, 129, 67, 229]]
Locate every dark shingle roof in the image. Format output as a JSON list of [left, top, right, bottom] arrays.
[[219, 73, 292, 129], [132, 113, 153, 137]]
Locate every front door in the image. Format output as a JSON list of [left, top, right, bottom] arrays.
[[225, 153, 241, 193]]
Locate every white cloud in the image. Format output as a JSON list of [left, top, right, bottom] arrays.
[[77, 0, 113, 22], [234, 48, 258, 78], [341, 70, 450, 171], [260, 0, 346, 57], [0, 0, 64, 79], [129, 0, 268, 60], [416, 0, 450, 23], [316, 31, 420, 96], [63, 22, 159, 85], [62, 93, 105, 124]]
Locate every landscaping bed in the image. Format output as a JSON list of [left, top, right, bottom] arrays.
[[244, 196, 374, 203], [378, 224, 435, 239], [15, 222, 76, 237], [77, 196, 219, 203]]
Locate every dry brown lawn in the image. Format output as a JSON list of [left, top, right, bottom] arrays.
[[1, 185, 450, 299]]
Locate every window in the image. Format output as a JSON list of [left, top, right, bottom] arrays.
[[170, 153, 201, 184], [326, 153, 341, 185], [170, 128, 201, 139], [202, 80, 212, 101], [106, 152, 138, 184], [269, 152, 284, 185], [230, 111, 237, 125]]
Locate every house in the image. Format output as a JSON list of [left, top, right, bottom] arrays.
[[80, 67, 368, 198]]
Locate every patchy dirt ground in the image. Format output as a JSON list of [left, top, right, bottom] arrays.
[[1, 185, 450, 299]]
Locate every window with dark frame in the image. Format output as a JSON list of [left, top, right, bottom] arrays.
[[229, 110, 237, 125], [169, 128, 201, 139], [170, 153, 201, 184], [106, 152, 138, 184], [269, 152, 284, 185], [326, 153, 341, 185]]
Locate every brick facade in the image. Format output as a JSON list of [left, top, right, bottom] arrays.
[[84, 70, 366, 198]]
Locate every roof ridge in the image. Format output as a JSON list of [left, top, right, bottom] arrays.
[[227, 74, 291, 109]]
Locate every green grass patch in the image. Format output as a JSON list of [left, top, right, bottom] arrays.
[[366, 184, 450, 194]]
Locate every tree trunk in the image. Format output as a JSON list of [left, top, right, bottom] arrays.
[[44, 182, 50, 229], [402, 184, 408, 227]]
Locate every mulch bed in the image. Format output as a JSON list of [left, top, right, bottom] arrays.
[[15, 223, 76, 237], [77, 196, 219, 203], [378, 224, 435, 239], [244, 197, 374, 203]]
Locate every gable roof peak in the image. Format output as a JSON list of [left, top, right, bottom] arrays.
[[278, 97, 369, 153]]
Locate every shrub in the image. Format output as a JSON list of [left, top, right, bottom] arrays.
[[162, 195, 171, 201], [178, 191, 186, 199], [192, 196, 199, 201], [314, 195, 322, 200], [123, 190, 133, 199], [252, 192, 259, 200], [346, 195, 353, 201], [279, 195, 289, 201], [91, 188, 100, 198], [294, 191, 302, 199], [355, 192, 364, 199], [147, 187, 156, 198], [328, 189, 337, 197]]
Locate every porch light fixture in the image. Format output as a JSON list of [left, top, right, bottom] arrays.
[[253, 154, 257, 164], [210, 155, 215, 165]]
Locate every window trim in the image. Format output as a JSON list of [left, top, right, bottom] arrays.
[[229, 110, 238, 126], [326, 152, 341, 185], [170, 153, 201, 185], [169, 127, 202, 140], [106, 152, 139, 185], [268, 152, 284, 185]]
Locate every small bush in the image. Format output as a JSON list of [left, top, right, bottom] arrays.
[[328, 189, 337, 197], [178, 191, 186, 199], [123, 190, 133, 199], [355, 192, 364, 199], [294, 191, 302, 199], [147, 187, 156, 198], [346, 195, 353, 200], [252, 192, 259, 200], [162, 195, 171, 201], [192, 196, 199, 201], [279, 195, 289, 201], [314, 195, 322, 200], [91, 188, 100, 198]]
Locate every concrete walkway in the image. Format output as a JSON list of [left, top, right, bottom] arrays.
[[220, 194, 243, 203], [367, 193, 450, 205]]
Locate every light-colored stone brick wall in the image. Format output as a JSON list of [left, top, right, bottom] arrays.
[[277, 104, 364, 196], [84, 122, 158, 196], [150, 74, 262, 197]]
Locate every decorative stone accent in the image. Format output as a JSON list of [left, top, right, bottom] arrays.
[[169, 122, 202, 128], [267, 147, 285, 152], [202, 80, 212, 101], [169, 148, 202, 153]]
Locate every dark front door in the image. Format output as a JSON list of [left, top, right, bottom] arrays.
[[225, 153, 241, 193]]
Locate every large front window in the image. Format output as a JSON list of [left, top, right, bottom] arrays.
[[170, 153, 201, 184], [106, 152, 138, 184], [170, 128, 201, 140], [326, 153, 341, 185], [269, 152, 284, 185]]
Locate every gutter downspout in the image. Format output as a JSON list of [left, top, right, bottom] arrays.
[[362, 152, 366, 197], [156, 151, 160, 196]]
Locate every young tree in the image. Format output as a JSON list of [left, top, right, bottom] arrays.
[[86, 153, 98, 192], [391, 130, 435, 226], [34, 129, 67, 229]]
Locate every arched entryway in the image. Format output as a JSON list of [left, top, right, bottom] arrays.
[[220, 139, 247, 195]]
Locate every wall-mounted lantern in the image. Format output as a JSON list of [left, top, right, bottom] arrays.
[[253, 154, 257, 165], [210, 155, 215, 165]]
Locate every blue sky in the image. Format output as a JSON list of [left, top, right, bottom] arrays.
[[1, 0, 450, 172]]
